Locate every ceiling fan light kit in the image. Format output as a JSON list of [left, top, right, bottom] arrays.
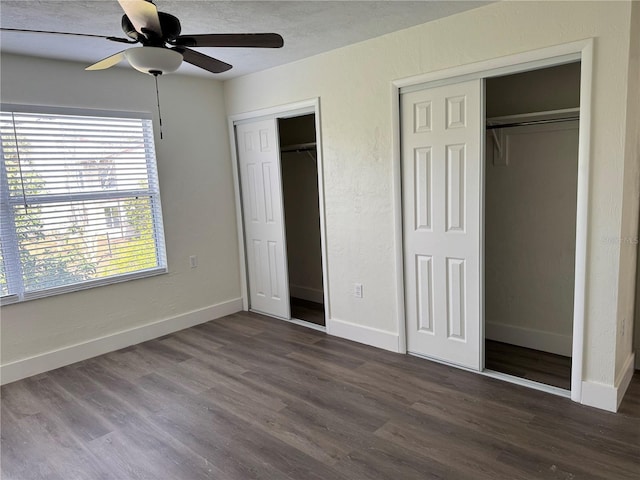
[[125, 46, 182, 75]]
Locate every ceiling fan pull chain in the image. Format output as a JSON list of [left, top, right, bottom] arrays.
[[153, 72, 163, 139]]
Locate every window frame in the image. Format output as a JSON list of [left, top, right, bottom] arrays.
[[0, 104, 168, 305]]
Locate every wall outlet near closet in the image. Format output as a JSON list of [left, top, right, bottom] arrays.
[[189, 255, 198, 269], [354, 283, 363, 298]]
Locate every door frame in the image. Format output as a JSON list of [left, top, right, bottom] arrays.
[[391, 39, 593, 403], [228, 98, 331, 328]]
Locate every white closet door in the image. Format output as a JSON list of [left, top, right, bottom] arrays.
[[236, 119, 290, 319], [402, 79, 482, 370]]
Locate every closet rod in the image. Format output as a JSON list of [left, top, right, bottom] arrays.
[[486, 116, 579, 130], [280, 142, 316, 153], [280, 147, 316, 153]]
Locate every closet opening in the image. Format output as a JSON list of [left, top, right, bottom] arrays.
[[484, 62, 581, 391], [278, 114, 325, 327]]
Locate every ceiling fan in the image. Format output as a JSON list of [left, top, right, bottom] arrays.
[[1, 0, 284, 76]]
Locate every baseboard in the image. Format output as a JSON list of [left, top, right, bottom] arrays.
[[327, 317, 399, 353], [580, 381, 617, 412], [616, 352, 636, 409], [580, 352, 636, 412], [289, 284, 324, 304], [0, 297, 243, 385], [485, 322, 572, 357]]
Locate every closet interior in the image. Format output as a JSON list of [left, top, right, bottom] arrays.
[[484, 62, 581, 390], [278, 114, 325, 327]]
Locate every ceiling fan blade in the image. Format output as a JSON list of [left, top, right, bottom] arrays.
[[173, 33, 284, 48], [0, 27, 132, 43], [175, 48, 232, 74], [117, 0, 162, 37], [85, 51, 127, 71]]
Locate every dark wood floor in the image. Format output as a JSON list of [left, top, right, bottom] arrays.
[[2, 311, 639, 480], [485, 340, 572, 390], [290, 297, 325, 326]]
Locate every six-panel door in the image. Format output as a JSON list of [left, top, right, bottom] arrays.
[[402, 80, 482, 370], [236, 119, 290, 319]]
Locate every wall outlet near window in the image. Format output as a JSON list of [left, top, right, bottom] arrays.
[[189, 255, 198, 269], [354, 283, 363, 298]]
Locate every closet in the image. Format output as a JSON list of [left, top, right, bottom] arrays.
[[484, 62, 581, 390], [278, 115, 325, 326], [234, 109, 325, 329]]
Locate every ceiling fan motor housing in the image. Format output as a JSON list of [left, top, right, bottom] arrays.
[[121, 11, 181, 45]]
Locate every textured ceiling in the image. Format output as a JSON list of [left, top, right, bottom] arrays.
[[0, 1, 489, 79]]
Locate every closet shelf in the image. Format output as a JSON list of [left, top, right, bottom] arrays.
[[486, 107, 579, 130], [280, 142, 316, 153]]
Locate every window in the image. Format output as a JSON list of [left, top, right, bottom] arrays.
[[0, 105, 167, 304]]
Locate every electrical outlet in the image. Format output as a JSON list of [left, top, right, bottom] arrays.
[[189, 255, 198, 269], [354, 283, 363, 298], [622, 317, 626, 337]]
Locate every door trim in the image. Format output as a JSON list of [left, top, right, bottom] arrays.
[[392, 39, 593, 404], [228, 98, 331, 325]]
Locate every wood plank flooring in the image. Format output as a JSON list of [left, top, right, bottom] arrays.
[[485, 340, 572, 390], [2, 311, 639, 480]]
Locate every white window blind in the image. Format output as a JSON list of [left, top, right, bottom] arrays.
[[0, 106, 167, 303]]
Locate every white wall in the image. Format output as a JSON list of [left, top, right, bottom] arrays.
[[224, 0, 635, 392], [620, 0, 640, 375], [0, 54, 241, 378]]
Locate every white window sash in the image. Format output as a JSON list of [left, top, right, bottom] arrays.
[[0, 105, 167, 303]]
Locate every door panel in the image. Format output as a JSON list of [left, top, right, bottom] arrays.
[[236, 119, 290, 319], [402, 79, 482, 370]]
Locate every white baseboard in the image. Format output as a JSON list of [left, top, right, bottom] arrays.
[[289, 284, 324, 304], [327, 317, 399, 353], [616, 352, 636, 409], [580, 352, 636, 412], [0, 298, 243, 385], [485, 322, 572, 357], [581, 381, 617, 412]]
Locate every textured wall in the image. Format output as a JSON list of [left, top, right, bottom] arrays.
[[224, 0, 634, 386], [619, 1, 640, 375], [0, 54, 241, 364]]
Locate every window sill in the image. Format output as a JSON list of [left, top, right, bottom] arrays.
[[0, 267, 168, 306]]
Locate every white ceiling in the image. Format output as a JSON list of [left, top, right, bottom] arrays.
[[0, 1, 489, 79]]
